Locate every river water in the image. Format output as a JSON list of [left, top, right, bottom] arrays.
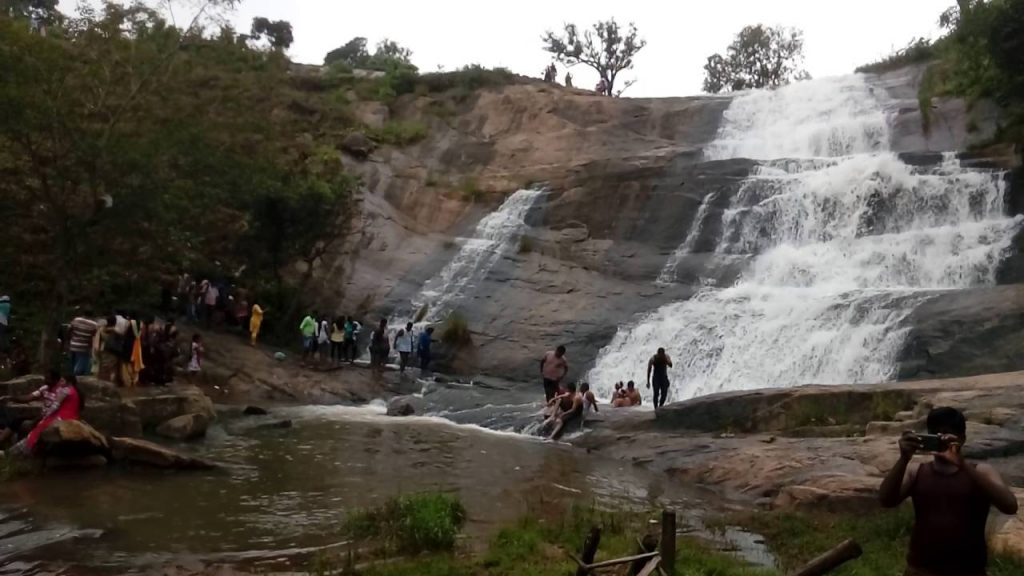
[[0, 403, 721, 574]]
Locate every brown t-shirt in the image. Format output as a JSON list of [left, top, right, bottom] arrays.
[[541, 351, 568, 382]]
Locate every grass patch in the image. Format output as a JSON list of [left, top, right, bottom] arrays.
[[343, 492, 467, 555], [459, 177, 483, 202], [736, 507, 1024, 576], [418, 65, 518, 94], [367, 120, 428, 146], [855, 37, 937, 74], [441, 312, 472, 348]]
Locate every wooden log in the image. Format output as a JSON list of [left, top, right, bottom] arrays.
[[584, 552, 659, 571], [630, 534, 660, 576], [661, 509, 677, 576], [575, 527, 602, 576], [789, 539, 863, 576], [638, 556, 662, 576]]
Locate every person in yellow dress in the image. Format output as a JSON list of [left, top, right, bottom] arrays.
[[249, 303, 267, 346]]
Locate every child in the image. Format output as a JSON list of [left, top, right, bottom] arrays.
[[187, 334, 203, 373]]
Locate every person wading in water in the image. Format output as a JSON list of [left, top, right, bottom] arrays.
[[879, 407, 1018, 576], [646, 348, 673, 408], [539, 345, 569, 402]]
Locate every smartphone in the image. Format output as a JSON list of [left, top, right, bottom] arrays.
[[917, 433, 948, 453]]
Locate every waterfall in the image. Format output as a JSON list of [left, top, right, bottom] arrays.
[[411, 188, 543, 324], [657, 191, 720, 285], [588, 75, 1021, 402]]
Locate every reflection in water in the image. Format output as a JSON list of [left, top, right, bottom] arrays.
[[0, 405, 709, 573]]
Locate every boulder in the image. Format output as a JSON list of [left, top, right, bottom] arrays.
[[865, 419, 925, 437], [341, 131, 374, 160], [243, 406, 269, 416], [109, 437, 217, 470], [36, 420, 109, 459], [156, 413, 210, 441], [771, 475, 881, 512], [126, 386, 216, 430], [386, 397, 418, 417], [45, 455, 109, 469]]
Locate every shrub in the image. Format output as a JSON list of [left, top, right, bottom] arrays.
[[343, 492, 467, 555], [441, 312, 472, 348], [855, 37, 937, 74], [459, 177, 483, 202], [418, 65, 518, 94], [367, 120, 428, 146]]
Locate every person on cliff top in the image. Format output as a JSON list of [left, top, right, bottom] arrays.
[[540, 345, 569, 402], [564, 72, 573, 88], [394, 322, 415, 374], [879, 407, 1018, 576], [548, 382, 582, 441], [299, 312, 317, 365], [647, 348, 673, 408], [624, 380, 641, 407]]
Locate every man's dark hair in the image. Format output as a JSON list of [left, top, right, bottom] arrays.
[[927, 407, 967, 438], [556, 345, 566, 355], [657, 347, 665, 355], [426, 327, 435, 334], [567, 382, 577, 392], [626, 380, 635, 389], [580, 383, 590, 392]]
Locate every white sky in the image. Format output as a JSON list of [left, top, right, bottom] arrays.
[[65, 0, 955, 97]]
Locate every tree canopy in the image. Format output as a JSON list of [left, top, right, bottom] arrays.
[[541, 19, 646, 96], [251, 16, 293, 49], [324, 36, 414, 71], [702, 24, 809, 93]]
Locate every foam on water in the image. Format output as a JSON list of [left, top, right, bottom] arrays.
[[589, 75, 1021, 401]]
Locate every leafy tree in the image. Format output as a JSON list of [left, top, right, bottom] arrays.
[[324, 36, 368, 67], [250, 16, 293, 50], [542, 19, 646, 96], [373, 38, 412, 63], [702, 24, 809, 93], [1, 0, 58, 25]]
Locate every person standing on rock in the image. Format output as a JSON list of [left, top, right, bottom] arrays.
[[299, 312, 318, 365], [67, 314, 100, 376], [879, 407, 1018, 576], [647, 348, 673, 408], [418, 326, 434, 375], [342, 316, 357, 363], [249, 303, 267, 347], [540, 345, 569, 402], [0, 295, 10, 353], [370, 318, 390, 370], [394, 322, 415, 374]]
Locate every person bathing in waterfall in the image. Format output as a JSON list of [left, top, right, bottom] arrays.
[[580, 382, 598, 414], [647, 348, 673, 408], [540, 345, 569, 402], [1, 370, 84, 456], [548, 382, 583, 440], [879, 406, 1018, 576], [625, 380, 642, 406]]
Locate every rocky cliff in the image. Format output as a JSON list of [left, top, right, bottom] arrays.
[[307, 70, 1023, 385]]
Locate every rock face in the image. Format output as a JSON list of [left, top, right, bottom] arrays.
[[124, 386, 217, 431], [37, 420, 109, 459], [386, 397, 418, 417], [156, 413, 210, 441]]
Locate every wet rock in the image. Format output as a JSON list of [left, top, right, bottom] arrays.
[[341, 131, 374, 160], [387, 398, 416, 417], [156, 413, 210, 441], [242, 406, 269, 416], [256, 419, 293, 430], [127, 386, 216, 430], [109, 437, 217, 470], [45, 455, 109, 469], [37, 420, 110, 459]]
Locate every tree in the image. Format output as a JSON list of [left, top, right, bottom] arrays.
[[324, 36, 368, 67], [373, 38, 412, 63], [702, 24, 808, 93], [1, 0, 59, 25], [542, 19, 646, 96], [250, 16, 293, 50]]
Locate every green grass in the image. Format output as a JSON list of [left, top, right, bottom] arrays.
[[855, 37, 937, 74], [737, 507, 1024, 576], [366, 120, 428, 146], [343, 492, 467, 555]]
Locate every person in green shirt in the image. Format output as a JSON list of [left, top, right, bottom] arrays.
[[299, 313, 317, 364]]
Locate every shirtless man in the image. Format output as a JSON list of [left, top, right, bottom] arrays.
[[625, 380, 642, 406], [539, 345, 569, 402], [548, 382, 582, 440], [647, 348, 673, 408]]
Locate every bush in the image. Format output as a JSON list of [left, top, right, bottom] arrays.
[[343, 492, 467, 555], [418, 65, 518, 94], [855, 37, 937, 74], [441, 312, 472, 347], [367, 120, 428, 146]]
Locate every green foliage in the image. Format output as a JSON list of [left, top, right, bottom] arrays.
[[250, 16, 293, 50], [459, 178, 483, 202], [441, 312, 472, 347], [542, 19, 646, 96], [343, 492, 467, 555], [323, 35, 414, 72], [740, 507, 1024, 576], [855, 37, 937, 74], [366, 121, 428, 146], [703, 24, 809, 93], [418, 65, 518, 94]]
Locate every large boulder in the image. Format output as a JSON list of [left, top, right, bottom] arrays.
[[36, 420, 109, 459], [340, 131, 375, 160], [155, 413, 210, 441], [108, 437, 216, 470], [125, 385, 216, 431]]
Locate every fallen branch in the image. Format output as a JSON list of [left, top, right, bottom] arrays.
[[790, 539, 863, 576]]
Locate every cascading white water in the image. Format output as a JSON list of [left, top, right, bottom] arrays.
[[588, 75, 1022, 402], [656, 191, 720, 285], [411, 188, 543, 323]]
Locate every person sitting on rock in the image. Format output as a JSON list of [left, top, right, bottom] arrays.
[[879, 406, 1018, 576], [580, 382, 599, 414], [611, 381, 631, 407], [548, 382, 582, 441], [624, 380, 642, 406], [1, 370, 84, 456]]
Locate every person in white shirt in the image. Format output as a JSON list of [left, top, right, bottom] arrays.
[[394, 321, 415, 374]]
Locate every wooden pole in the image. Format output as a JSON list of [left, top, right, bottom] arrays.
[[575, 527, 602, 576], [661, 509, 676, 576], [789, 539, 863, 576], [630, 534, 660, 576]]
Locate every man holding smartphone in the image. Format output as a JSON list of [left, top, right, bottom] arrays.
[[879, 407, 1019, 576]]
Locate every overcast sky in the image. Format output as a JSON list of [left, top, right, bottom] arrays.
[[67, 0, 955, 97]]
